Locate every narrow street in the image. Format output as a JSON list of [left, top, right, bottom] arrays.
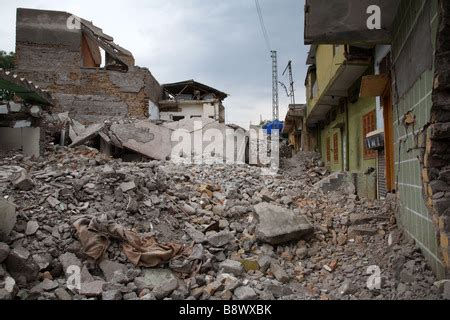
[[0, 0, 450, 306], [0, 146, 444, 300]]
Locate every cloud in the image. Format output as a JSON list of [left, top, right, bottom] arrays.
[[0, 0, 308, 129]]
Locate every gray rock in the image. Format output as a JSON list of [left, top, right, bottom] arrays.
[[55, 288, 72, 300], [123, 292, 138, 300], [6, 246, 39, 282], [254, 203, 314, 245], [79, 281, 105, 297], [234, 286, 257, 300], [0, 288, 12, 300], [258, 256, 272, 273], [119, 181, 136, 193], [270, 262, 289, 284], [59, 253, 82, 276], [338, 279, 356, 296], [207, 231, 235, 247], [135, 269, 178, 292], [41, 279, 59, 291], [102, 290, 123, 301], [400, 270, 415, 283], [183, 203, 197, 215], [444, 281, 450, 300], [32, 254, 52, 271], [185, 223, 206, 243], [267, 284, 292, 298], [220, 259, 244, 276], [13, 170, 34, 191], [0, 199, 17, 239], [99, 260, 127, 282], [153, 278, 179, 300], [0, 242, 10, 263], [25, 221, 39, 236], [47, 196, 60, 208], [141, 293, 157, 300]]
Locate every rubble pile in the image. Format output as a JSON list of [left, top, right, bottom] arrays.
[[0, 147, 447, 300]]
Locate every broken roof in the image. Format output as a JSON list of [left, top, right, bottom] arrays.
[[0, 68, 53, 105], [80, 18, 135, 68], [162, 80, 228, 101]]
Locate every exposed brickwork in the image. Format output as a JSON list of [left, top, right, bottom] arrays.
[[422, 0, 450, 277], [15, 8, 162, 125]]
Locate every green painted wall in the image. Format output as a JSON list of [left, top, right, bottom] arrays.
[[320, 112, 345, 172], [348, 97, 377, 199], [391, 0, 445, 278]]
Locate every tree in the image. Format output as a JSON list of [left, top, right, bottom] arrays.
[[0, 51, 15, 70], [0, 51, 15, 101]]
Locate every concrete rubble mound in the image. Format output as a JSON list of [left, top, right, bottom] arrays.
[[0, 147, 445, 300]]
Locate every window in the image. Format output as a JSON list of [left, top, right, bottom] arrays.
[[363, 110, 377, 159], [326, 137, 331, 162], [172, 116, 185, 121], [333, 133, 339, 163]]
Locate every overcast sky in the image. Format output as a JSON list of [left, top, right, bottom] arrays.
[[0, 0, 308, 128]]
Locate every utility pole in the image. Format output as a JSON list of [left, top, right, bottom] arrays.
[[271, 51, 279, 121], [282, 60, 295, 105]]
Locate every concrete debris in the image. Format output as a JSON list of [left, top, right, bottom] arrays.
[[69, 123, 105, 148], [254, 203, 314, 245], [0, 199, 17, 240], [110, 120, 172, 161], [0, 147, 444, 300], [12, 169, 34, 191]]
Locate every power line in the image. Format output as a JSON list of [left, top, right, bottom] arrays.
[[255, 0, 271, 51]]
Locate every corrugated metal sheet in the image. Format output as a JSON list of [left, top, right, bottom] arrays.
[[378, 150, 387, 199]]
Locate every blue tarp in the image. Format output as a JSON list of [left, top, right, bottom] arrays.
[[262, 120, 284, 135]]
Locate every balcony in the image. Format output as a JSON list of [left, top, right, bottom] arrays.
[[306, 45, 372, 126]]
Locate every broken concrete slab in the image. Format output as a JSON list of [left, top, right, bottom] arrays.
[[13, 169, 34, 191], [0, 199, 17, 240], [69, 118, 86, 142], [137, 269, 178, 291], [69, 123, 105, 148], [110, 120, 172, 161], [6, 246, 39, 283], [79, 281, 105, 297], [99, 260, 127, 282], [254, 203, 314, 245]]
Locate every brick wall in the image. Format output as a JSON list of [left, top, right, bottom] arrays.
[[15, 8, 162, 124], [391, 0, 447, 278]]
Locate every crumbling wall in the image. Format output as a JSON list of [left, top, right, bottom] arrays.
[[422, 0, 450, 278], [391, 0, 446, 278], [15, 8, 162, 125]]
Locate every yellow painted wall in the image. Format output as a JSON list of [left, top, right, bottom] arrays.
[[306, 45, 345, 118]]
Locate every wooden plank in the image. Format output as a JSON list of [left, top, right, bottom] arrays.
[[360, 74, 389, 97]]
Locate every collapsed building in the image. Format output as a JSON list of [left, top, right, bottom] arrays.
[[15, 8, 162, 125], [4, 8, 246, 163], [159, 80, 227, 123], [0, 69, 53, 157]]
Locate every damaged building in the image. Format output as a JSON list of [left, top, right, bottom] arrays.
[[0, 68, 53, 157], [15, 8, 162, 125], [159, 80, 227, 123]]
